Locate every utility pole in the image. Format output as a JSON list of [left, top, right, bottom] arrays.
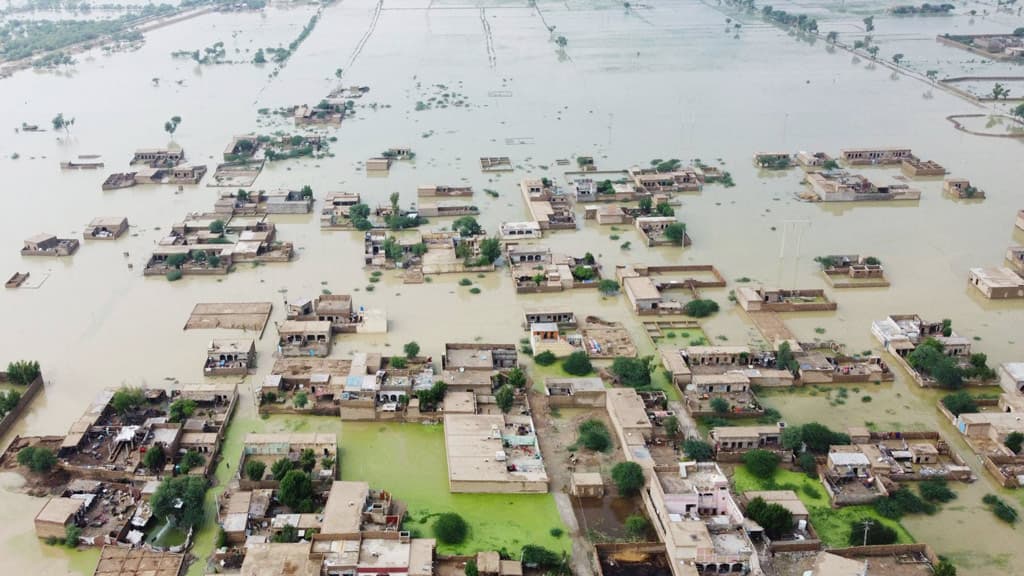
[[860, 519, 874, 547]]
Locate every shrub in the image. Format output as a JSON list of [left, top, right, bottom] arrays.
[[710, 397, 730, 414], [875, 487, 935, 519], [521, 545, 562, 569], [624, 514, 650, 540], [610, 356, 651, 388], [847, 518, 897, 545], [919, 479, 957, 503], [294, 392, 308, 408], [1003, 431, 1023, 454], [683, 439, 714, 461], [272, 524, 299, 543], [941, 391, 977, 416], [982, 494, 1018, 524], [549, 527, 564, 538], [742, 450, 780, 479], [6, 360, 40, 385], [179, 450, 205, 474], [496, 385, 514, 414], [683, 299, 719, 318], [111, 386, 146, 414], [465, 559, 479, 576], [933, 560, 957, 576], [432, 512, 468, 544], [611, 462, 645, 496], [404, 341, 420, 358], [458, 278, 472, 286], [64, 524, 81, 548], [563, 351, 593, 376], [534, 351, 557, 366], [664, 222, 686, 245], [578, 419, 612, 452], [17, 446, 56, 473], [663, 415, 680, 437], [745, 497, 793, 539], [245, 460, 266, 481], [797, 452, 818, 477], [271, 458, 294, 479], [390, 356, 408, 369]]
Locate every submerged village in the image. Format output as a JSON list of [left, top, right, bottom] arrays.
[[3, 1, 1024, 576]]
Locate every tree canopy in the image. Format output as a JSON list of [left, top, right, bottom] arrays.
[[610, 356, 651, 388], [611, 461, 645, 496], [152, 476, 207, 530]]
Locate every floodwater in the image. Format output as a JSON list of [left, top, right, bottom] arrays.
[[1, 0, 1023, 574]]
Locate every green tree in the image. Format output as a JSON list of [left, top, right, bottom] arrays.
[[655, 202, 674, 217], [278, 470, 313, 510], [1013, 103, 1024, 121], [151, 476, 207, 529], [168, 398, 196, 423], [452, 216, 482, 237], [164, 116, 181, 136], [272, 524, 299, 543], [919, 478, 957, 503], [867, 45, 880, 59], [710, 397, 730, 414], [638, 196, 653, 213], [495, 385, 514, 413], [624, 514, 650, 540], [598, 279, 619, 295], [863, 15, 874, 31], [465, 560, 479, 576], [17, 446, 56, 473], [797, 452, 817, 477], [404, 341, 420, 358], [991, 82, 1011, 100], [52, 113, 74, 135], [299, 448, 317, 473], [6, 360, 40, 385], [848, 518, 897, 545], [745, 497, 793, 539], [478, 238, 502, 263], [209, 219, 225, 234], [521, 545, 563, 569], [1005, 431, 1024, 454], [507, 367, 527, 389], [111, 387, 145, 415], [683, 439, 714, 461], [800, 422, 850, 454], [253, 48, 266, 63], [578, 419, 611, 452], [742, 449, 780, 478], [663, 415, 680, 437], [664, 222, 686, 245], [179, 450, 205, 474], [933, 560, 957, 576], [64, 524, 81, 548], [294, 392, 309, 408], [271, 458, 294, 480], [563, 351, 593, 375], [892, 53, 903, 66], [390, 356, 408, 369], [683, 299, 719, 318], [245, 459, 266, 481], [611, 461, 645, 495], [165, 253, 188, 269], [433, 512, 468, 544], [534, 351, 557, 366], [942, 391, 977, 416], [143, 447, 166, 472], [610, 356, 651, 388]]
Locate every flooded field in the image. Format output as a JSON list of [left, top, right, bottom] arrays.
[[1, 0, 1024, 574]]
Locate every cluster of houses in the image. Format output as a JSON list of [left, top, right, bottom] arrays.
[[966, 211, 1024, 300], [3, 384, 238, 549], [526, 310, 637, 359], [101, 146, 207, 190]]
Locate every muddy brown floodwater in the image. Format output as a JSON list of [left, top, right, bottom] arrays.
[[1, 0, 1023, 574]]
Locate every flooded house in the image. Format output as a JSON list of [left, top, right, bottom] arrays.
[[1017, 209, 1024, 232], [236, 433, 337, 489], [276, 320, 332, 357], [285, 294, 385, 334], [795, 151, 834, 169], [499, 221, 542, 241], [543, 378, 606, 408], [320, 192, 362, 230], [21, 233, 79, 257], [968, 267, 1024, 299], [823, 447, 889, 506], [819, 254, 889, 288], [754, 152, 793, 169], [710, 424, 785, 454], [480, 156, 513, 171], [901, 156, 947, 177], [583, 204, 633, 225], [364, 230, 387, 266], [804, 170, 921, 202], [685, 372, 763, 417], [1005, 246, 1024, 275], [263, 189, 314, 214], [416, 201, 479, 218], [839, 147, 913, 165], [508, 246, 602, 293], [944, 177, 985, 199], [130, 146, 185, 167], [635, 216, 689, 247], [83, 217, 128, 240], [417, 185, 473, 197], [519, 178, 577, 230], [443, 412, 549, 493], [293, 101, 345, 125], [365, 157, 391, 173], [523, 308, 577, 329], [628, 166, 703, 193], [442, 343, 518, 371], [34, 481, 143, 547], [736, 286, 837, 312], [204, 340, 256, 376], [35, 497, 86, 541]]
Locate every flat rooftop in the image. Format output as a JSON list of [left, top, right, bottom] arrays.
[[321, 481, 370, 535], [241, 542, 319, 576], [445, 348, 494, 369], [623, 276, 661, 300], [970, 267, 1024, 288], [443, 413, 548, 485], [546, 377, 605, 393], [93, 546, 186, 576]]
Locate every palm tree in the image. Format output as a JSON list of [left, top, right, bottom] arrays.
[[991, 83, 1010, 100], [52, 113, 74, 135], [925, 70, 939, 82], [867, 46, 880, 59], [892, 53, 904, 66]]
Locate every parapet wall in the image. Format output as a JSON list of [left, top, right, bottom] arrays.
[[0, 373, 45, 440]]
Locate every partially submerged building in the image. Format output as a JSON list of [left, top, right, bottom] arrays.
[[519, 179, 576, 230], [839, 147, 913, 165], [237, 433, 337, 488], [736, 286, 837, 312], [277, 320, 332, 357], [83, 217, 129, 240], [901, 156, 947, 177], [710, 424, 785, 454], [320, 192, 362, 230], [944, 177, 985, 199], [507, 245, 603, 292], [499, 221, 542, 242], [968, 267, 1024, 299], [204, 340, 256, 376], [443, 412, 548, 493], [635, 217, 689, 247], [293, 101, 345, 125], [803, 170, 920, 202], [819, 254, 889, 288], [22, 234, 79, 257], [285, 294, 386, 334]]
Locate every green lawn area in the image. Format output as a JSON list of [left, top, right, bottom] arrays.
[[186, 414, 569, 576], [731, 465, 913, 547]]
